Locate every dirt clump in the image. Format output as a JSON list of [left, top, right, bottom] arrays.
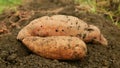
[[0, 0, 120, 68]]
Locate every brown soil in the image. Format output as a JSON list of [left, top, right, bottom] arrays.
[[0, 0, 120, 68]]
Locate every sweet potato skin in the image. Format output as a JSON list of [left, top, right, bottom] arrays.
[[22, 36, 87, 60]]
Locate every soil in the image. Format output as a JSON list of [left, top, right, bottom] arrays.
[[0, 0, 120, 68]]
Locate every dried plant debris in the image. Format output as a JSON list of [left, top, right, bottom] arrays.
[[0, 22, 9, 35], [9, 10, 34, 28]]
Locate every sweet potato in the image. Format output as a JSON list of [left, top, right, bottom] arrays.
[[17, 15, 107, 45], [17, 15, 87, 40], [22, 36, 87, 60]]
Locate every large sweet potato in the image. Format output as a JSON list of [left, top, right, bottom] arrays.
[[22, 36, 87, 60], [17, 15, 88, 40], [17, 15, 107, 45]]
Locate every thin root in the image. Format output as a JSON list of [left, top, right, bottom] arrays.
[[9, 10, 34, 28]]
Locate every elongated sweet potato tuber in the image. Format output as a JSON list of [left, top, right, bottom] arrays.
[[17, 15, 107, 45], [17, 15, 88, 40], [22, 36, 87, 60]]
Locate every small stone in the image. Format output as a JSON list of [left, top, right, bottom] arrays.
[[53, 59, 59, 63], [102, 60, 109, 66], [7, 54, 17, 61], [0, 51, 9, 59]]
